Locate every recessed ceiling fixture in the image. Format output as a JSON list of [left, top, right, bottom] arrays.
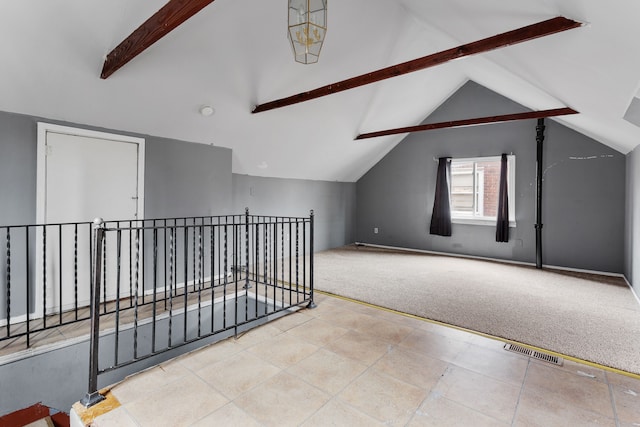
[[199, 105, 215, 116], [288, 0, 327, 64]]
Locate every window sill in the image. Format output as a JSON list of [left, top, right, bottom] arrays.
[[452, 218, 517, 228]]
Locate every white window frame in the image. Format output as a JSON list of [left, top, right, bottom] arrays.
[[449, 155, 516, 227]]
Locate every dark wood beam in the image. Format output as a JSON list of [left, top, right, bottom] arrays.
[[252, 17, 581, 113], [355, 107, 578, 140], [101, 0, 216, 79]]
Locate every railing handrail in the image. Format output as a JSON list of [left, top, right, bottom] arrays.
[[0, 220, 94, 229], [0, 214, 312, 230], [102, 217, 311, 232]]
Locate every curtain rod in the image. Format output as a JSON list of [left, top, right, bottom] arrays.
[[433, 152, 514, 162]]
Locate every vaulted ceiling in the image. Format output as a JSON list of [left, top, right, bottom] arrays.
[[1, 0, 640, 182]]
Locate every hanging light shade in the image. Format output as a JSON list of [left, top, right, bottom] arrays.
[[288, 0, 327, 64]]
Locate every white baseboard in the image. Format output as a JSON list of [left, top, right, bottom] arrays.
[[354, 242, 627, 278], [0, 313, 28, 327], [355, 242, 639, 309], [623, 276, 640, 308]]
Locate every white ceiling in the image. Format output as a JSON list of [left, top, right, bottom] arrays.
[[1, 0, 640, 182]]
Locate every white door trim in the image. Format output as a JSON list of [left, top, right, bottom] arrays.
[[34, 123, 145, 318], [36, 123, 145, 224]]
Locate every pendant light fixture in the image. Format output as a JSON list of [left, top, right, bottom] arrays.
[[288, 0, 327, 64]]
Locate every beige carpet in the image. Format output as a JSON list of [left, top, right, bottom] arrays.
[[314, 244, 640, 375]]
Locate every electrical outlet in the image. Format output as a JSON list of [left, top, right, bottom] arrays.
[[373, 227, 379, 234]]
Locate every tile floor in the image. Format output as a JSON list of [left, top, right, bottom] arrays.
[[80, 292, 640, 427]]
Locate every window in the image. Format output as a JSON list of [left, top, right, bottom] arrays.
[[449, 155, 515, 226]]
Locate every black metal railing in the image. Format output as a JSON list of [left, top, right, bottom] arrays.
[[1, 211, 314, 356], [1, 220, 97, 348], [80, 209, 315, 407]]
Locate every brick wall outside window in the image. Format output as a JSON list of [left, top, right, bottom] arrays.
[[479, 162, 501, 217]]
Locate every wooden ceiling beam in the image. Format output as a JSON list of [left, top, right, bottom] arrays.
[[355, 107, 578, 140], [252, 17, 581, 113], [101, 0, 216, 79]]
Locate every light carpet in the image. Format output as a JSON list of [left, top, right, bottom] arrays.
[[313, 244, 640, 375]]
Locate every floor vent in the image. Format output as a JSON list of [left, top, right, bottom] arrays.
[[504, 343, 563, 366]]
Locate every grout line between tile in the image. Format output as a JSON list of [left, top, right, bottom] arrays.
[[404, 369, 442, 427], [192, 346, 281, 402], [608, 381, 622, 427], [444, 395, 511, 426], [290, 318, 403, 425], [415, 367, 510, 427], [120, 405, 141, 427], [510, 359, 531, 427]]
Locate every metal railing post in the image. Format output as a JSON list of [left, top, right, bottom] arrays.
[[535, 118, 545, 269], [307, 210, 316, 309], [243, 208, 251, 290], [81, 218, 106, 408]]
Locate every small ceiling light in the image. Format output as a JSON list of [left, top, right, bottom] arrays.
[[199, 105, 215, 116], [288, 0, 327, 64]]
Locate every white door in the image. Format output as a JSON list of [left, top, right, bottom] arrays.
[[36, 123, 145, 316]]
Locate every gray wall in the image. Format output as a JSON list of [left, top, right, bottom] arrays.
[[356, 81, 626, 273], [232, 174, 356, 252], [542, 122, 625, 273], [0, 110, 355, 248], [144, 137, 231, 218], [0, 109, 355, 321], [626, 146, 640, 289], [0, 112, 38, 226], [0, 110, 232, 318], [0, 110, 233, 223]]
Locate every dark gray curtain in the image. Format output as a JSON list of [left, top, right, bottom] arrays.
[[430, 157, 452, 236], [496, 153, 509, 242]]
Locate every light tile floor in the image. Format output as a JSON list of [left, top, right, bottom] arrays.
[[83, 292, 640, 427]]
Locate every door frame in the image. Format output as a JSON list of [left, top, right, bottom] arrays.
[[36, 123, 146, 224], [35, 122, 145, 318]]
